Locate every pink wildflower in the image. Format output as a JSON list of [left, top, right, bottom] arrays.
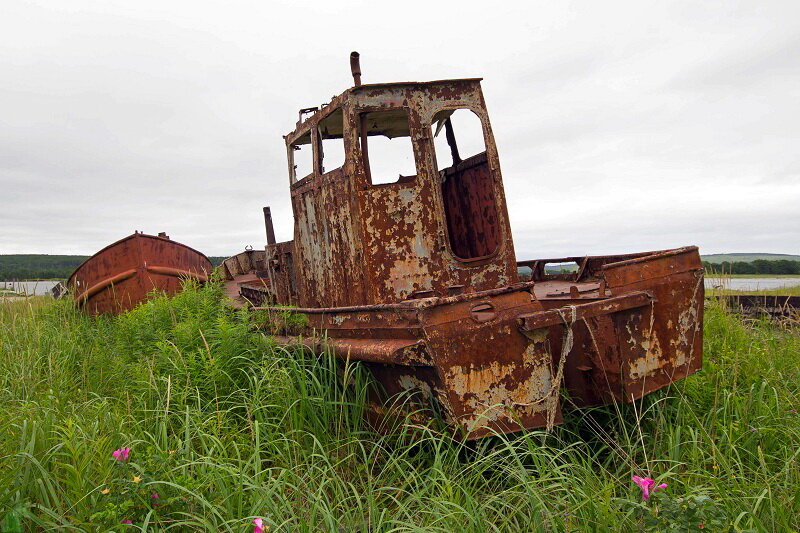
[[112, 447, 130, 461], [253, 517, 266, 533], [632, 476, 667, 501], [121, 519, 133, 525]]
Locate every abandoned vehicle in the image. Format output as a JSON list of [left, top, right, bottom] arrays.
[[218, 52, 705, 439]]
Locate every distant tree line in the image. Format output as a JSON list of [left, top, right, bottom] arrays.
[[0, 255, 88, 280], [0, 254, 227, 280], [703, 259, 800, 275], [6, 254, 796, 280]]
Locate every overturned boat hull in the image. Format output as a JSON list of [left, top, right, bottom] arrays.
[[68, 232, 212, 316]]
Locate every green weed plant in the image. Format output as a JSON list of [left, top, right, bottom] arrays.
[[0, 282, 798, 531]]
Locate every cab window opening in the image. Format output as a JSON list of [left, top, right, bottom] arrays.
[[290, 131, 313, 183], [318, 108, 345, 174], [359, 108, 416, 186], [431, 108, 501, 260]]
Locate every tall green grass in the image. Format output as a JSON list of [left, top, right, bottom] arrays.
[[1, 283, 798, 531]]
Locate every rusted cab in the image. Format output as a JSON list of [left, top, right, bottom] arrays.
[[268, 78, 517, 306]]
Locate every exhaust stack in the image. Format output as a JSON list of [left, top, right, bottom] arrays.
[[263, 206, 276, 245], [350, 51, 362, 87]]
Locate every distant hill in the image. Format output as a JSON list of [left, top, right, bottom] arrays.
[[0, 254, 89, 280], [0, 254, 227, 280], [702, 253, 800, 264], [4, 252, 798, 280]]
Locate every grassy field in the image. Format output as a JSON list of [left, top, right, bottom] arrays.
[[1, 284, 799, 531], [702, 254, 800, 264], [713, 287, 800, 297], [0, 289, 23, 298]]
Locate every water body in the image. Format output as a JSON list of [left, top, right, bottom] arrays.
[[705, 277, 800, 292], [3, 278, 798, 296], [1, 280, 60, 296]]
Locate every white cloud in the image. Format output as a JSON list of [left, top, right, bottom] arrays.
[[1, 0, 798, 257]]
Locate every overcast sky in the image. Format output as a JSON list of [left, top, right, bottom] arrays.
[[1, 1, 798, 258]]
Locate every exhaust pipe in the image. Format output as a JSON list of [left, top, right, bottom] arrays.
[[263, 206, 276, 245], [350, 51, 362, 87]]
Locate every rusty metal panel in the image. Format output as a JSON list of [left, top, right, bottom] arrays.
[[356, 176, 441, 302], [520, 247, 704, 408], [265, 241, 298, 306], [254, 283, 559, 439], [68, 232, 211, 316], [602, 248, 704, 401], [440, 153, 501, 259], [290, 167, 365, 308], [419, 289, 555, 438]]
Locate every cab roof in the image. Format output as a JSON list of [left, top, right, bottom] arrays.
[[285, 78, 483, 144]]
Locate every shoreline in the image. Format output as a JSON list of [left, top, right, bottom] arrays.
[[705, 274, 800, 279]]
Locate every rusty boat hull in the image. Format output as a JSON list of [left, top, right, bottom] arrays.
[[69, 232, 212, 316], [519, 246, 704, 410], [248, 246, 703, 439], [218, 248, 272, 307]]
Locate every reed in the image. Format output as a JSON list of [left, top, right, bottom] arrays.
[[1, 283, 798, 531]]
